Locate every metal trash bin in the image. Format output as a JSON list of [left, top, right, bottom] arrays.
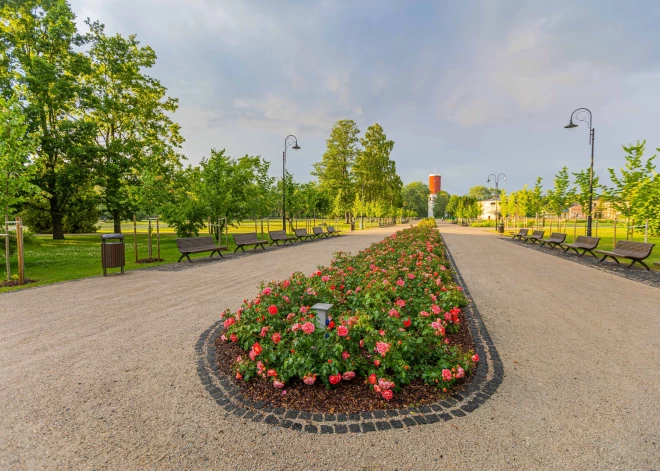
[[101, 234, 125, 276]]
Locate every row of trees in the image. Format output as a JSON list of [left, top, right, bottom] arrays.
[[450, 141, 659, 235], [1, 1, 411, 240], [312, 120, 403, 223]]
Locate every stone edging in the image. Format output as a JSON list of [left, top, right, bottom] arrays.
[[194, 233, 503, 433]]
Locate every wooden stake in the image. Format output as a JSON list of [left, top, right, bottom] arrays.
[[613, 214, 617, 247], [133, 214, 138, 263], [156, 217, 161, 261], [4, 213, 9, 281], [148, 218, 153, 259], [17, 217, 24, 285], [573, 214, 578, 243]]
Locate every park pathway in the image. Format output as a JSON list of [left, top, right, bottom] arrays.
[[0, 224, 658, 470]]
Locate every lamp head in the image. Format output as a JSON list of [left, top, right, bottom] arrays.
[[564, 120, 578, 129], [293, 144, 301, 150]]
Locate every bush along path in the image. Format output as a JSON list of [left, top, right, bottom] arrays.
[[198, 221, 503, 432]]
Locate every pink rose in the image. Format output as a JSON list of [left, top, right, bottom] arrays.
[[223, 317, 235, 329], [303, 374, 316, 385], [388, 309, 400, 318], [342, 351, 350, 360], [262, 287, 272, 295], [302, 322, 315, 334], [337, 325, 348, 337], [273, 379, 285, 389], [271, 332, 281, 344], [456, 367, 465, 379], [396, 279, 405, 287], [381, 389, 393, 400], [431, 304, 441, 314], [322, 275, 330, 282], [376, 342, 390, 356], [419, 311, 430, 317], [442, 369, 452, 382], [342, 371, 355, 381]]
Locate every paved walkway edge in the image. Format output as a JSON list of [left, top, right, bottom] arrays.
[[193, 231, 504, 433]]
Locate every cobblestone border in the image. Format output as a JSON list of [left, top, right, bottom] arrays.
[[503, 237, 660, 289], [195, 235, 503, 433]]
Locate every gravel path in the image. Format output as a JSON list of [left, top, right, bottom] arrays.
[[1, 224, 658, 470]]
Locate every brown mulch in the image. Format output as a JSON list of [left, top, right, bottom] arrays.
[[0, 278, 37, 288], [214, 307, 476, 414], [136, 258, 164, 264]]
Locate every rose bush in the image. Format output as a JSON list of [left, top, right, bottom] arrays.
[[220, 225, 478, 401]]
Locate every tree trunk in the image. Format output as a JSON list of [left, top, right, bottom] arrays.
[[52, 210, 65, 240], [113, 213, 122, 234]]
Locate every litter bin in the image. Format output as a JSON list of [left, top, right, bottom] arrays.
[[497, 223, 504, 233], [101, 233, 125, 276], [350, 221, 355, 231]]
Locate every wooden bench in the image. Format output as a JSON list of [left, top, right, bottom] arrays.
[[539, 232, 566, 249], [233, 233, 268, 252], [312, 227, 327, 238], [269, 230, 296, 246], [595, 241, 655, 270], [294, 228, 314, 242], [522, 230, 544, 244], [176, 236, 227, 263], [326, 226, 341, 236], [511, 228, 529, 240], [561, 236, 601, 257]]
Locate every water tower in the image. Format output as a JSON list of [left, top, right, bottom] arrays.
[[428, 173, 441, 218]]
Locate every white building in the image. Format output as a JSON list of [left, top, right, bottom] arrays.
[[479, 198, 499, 220]]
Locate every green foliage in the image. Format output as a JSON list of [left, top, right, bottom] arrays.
[[433, 191, 450, 218], [82, 20, 184, 232], [546, 167, 571, 216], [354, 123, 401, 208], [468, 185, 498, 201], [402, 181, 430, 217], [312, 119, 360, 218], [569, 169, 600, 218], [160, 166, 206, 237]]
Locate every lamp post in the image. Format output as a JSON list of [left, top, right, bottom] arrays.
[[282, 135, 300, 231], [487, 173, 506, 233], [564, 108, 595, 236]]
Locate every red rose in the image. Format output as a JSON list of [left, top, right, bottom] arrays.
[[271, 332, 281, 344], [268, 305, 278, 315], [369, 374, 377, 385], [329, 374, 341, 385], [337, 325, 348, 337], [472, 354, 479, 363], [252, 342, 262, 356], [403, 318, 411, 328], [328, 321, 335, 329], [374, 360, 381, 367], [381, 389, 393, 400], [267, 369, 277, 377], [230, 333, 238, 342]]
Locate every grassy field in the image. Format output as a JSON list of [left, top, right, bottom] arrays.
[[505, 222, 660, 269], [0, 218, 392, 292]]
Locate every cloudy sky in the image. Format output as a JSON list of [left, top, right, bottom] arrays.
[[69, 0, 660, 195]]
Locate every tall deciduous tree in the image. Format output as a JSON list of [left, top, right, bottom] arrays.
[[606, 141, 656, 231], [468, 185, 498, 201], [312, 119, 360, 221], [0, 95, 40, 279], [0, 0, 95, 239], [545, 166, 571, 218], [354, 123, 399, 206], [83, 20, 183, 233], [569, 169, 600, 219], [401, 181, 429, 217]]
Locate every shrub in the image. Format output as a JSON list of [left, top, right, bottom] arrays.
[[417, 218, 437, 228], [221, 226, 478, 402]]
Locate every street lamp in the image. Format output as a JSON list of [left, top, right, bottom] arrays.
[[487, 173, 506, 233], [564, 108, 595, 236], [282, 135, 300, 231]]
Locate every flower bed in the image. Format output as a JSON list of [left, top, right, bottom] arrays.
[[218, 225, 478, 407]]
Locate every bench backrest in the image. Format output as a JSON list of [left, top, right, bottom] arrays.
[[233, 232, 259, 244], [531, 230, 544, 238], [613, 240, 655, 257], [176, 236, 216, 252], [549, 232, 566, 242], [327, 226, 336, 233], [518, 228, 529, 235], [294, 228, 309, 237], [313, 227, 324, 235], [574, 236, 600, 248], [269, 230, 287, 240]]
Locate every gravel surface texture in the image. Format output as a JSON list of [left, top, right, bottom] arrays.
[[1, 223, 658, 470]]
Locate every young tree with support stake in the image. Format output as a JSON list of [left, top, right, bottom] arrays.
[[0, 96, 40, 281]]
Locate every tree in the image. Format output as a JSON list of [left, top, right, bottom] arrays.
[[0, 95, 40, 279], [83, 20, 183, 233], [545, 167, 571, 218], [529, 177, 545, 216], [354, 123, 398, 206], [312, 119, 360, 221], [468, 185, 498, 201], [433, 191, 450, 218], [160, 165, 206, 237], [401, 181, 429, 217], [0, 0, 96, 239], [637, 169, 660, 236], [445, 195, 460, 219], [606, 141, 656, 233], [569, 169, 600, 219]]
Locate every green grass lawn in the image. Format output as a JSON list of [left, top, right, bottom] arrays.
[[506, 223, 660, 269], [0, 218, 390, 292]]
